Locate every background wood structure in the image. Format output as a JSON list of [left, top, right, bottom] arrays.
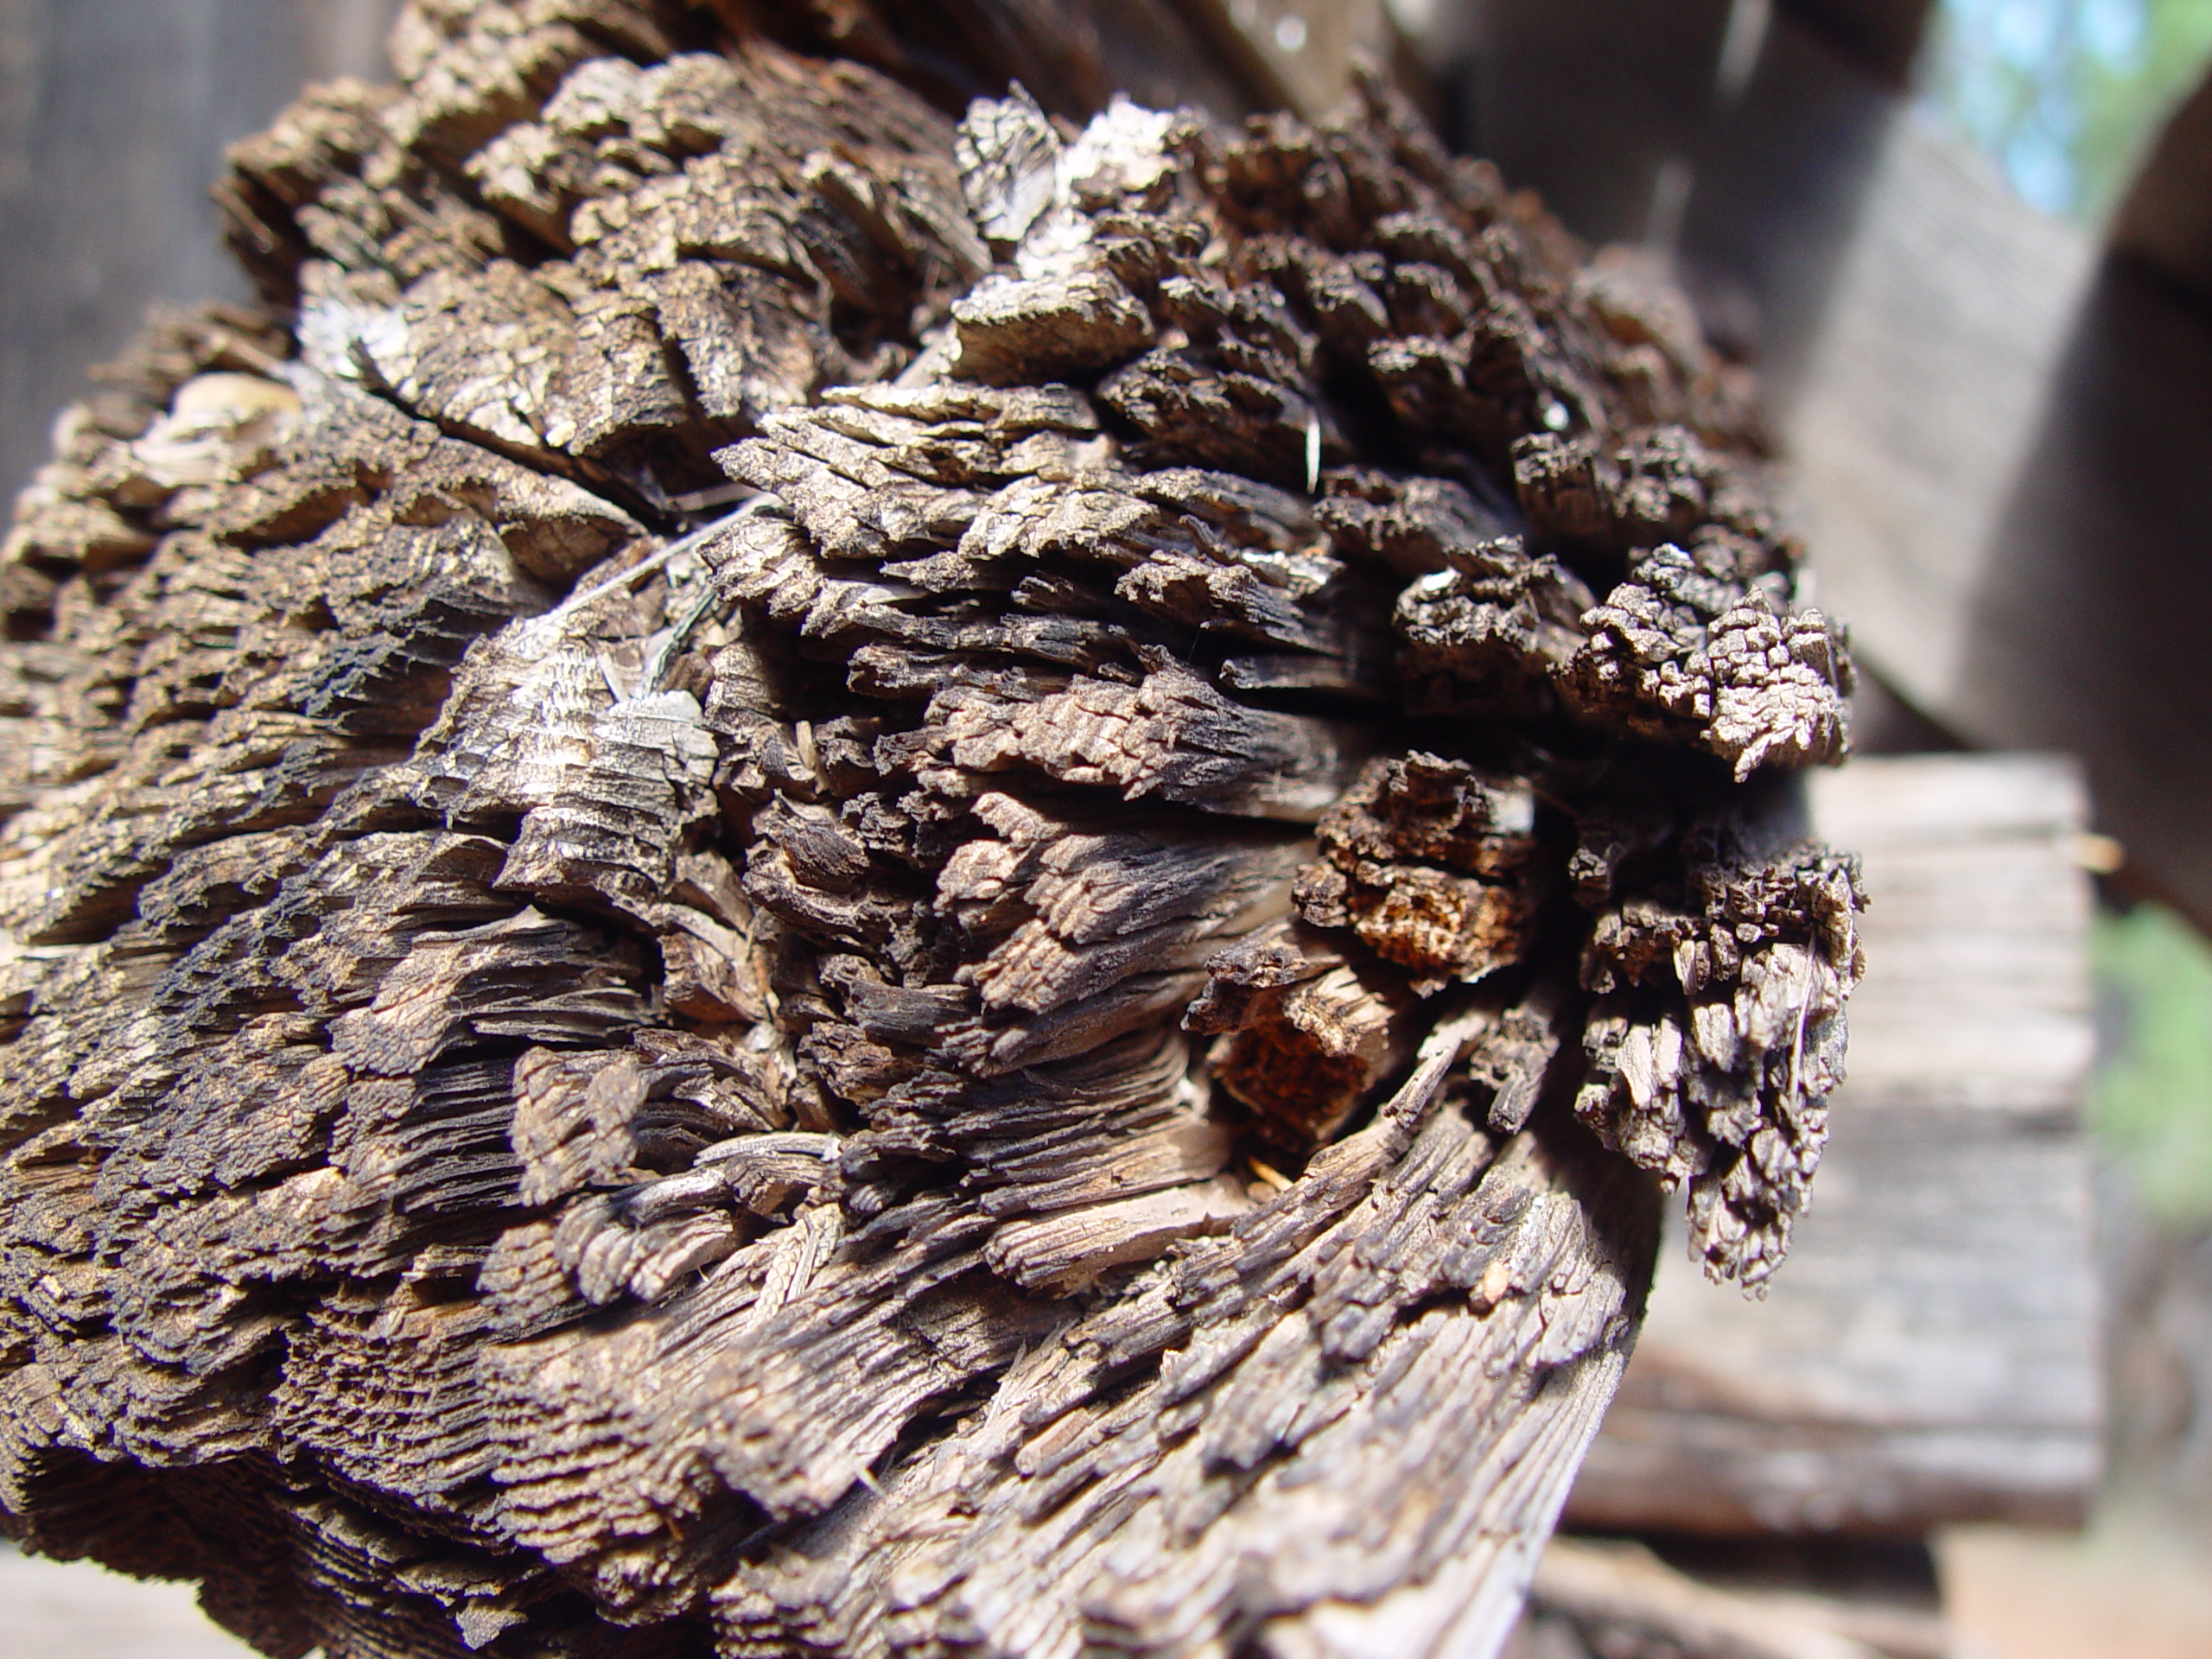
[[0, 0, 404, 509]]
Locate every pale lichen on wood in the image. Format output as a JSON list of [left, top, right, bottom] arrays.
[[0, 4, 1861, 1656]]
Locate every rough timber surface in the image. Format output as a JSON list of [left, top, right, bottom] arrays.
[[1568, 753, 2100, 1535], [0, 4, 1864, 1656]]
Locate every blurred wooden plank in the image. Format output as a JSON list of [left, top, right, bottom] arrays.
[[1942, 264, 2212, 938], [0, 1542, 251, 1657], [1802, 754, 2094, 1116], [1679, 26, 2212, 939], [1781, 0, 1933, 87], [1567, 754, 2102, 1535], [1515, 1536, 1944, 1659], [2111, 69, 2212, 310], [0, 0, 399, 505], [1173, 0, 1395, 120], [1777, 115, 2096, 749], [1459, 0, 1736, 264]]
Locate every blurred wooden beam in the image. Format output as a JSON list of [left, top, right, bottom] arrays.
[[1779, 0, 1933, 87], [0, 0, 401, 506], [2112, 69, 2212, 304], [1169, 0, 1429, 121], [1516, 1536, 1947, 1659], [1457, 1, 2212, 938]]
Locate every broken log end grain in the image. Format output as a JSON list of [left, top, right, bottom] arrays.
[[0, 4, 1863, 1655]]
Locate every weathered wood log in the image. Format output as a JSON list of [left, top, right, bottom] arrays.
[[0, 5, 1862, 1656]]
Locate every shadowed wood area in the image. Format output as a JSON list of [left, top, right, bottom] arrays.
[[0, 3, 1866, 1655]]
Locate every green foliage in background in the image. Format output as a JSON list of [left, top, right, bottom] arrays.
[[1927, 0, 2212, 222], [2092, 900, 2212, 1221]]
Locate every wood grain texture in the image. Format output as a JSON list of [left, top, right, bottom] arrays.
[[0, 4, 1866, 1654]]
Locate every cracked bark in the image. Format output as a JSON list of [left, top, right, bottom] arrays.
[[0, 5, 1861, 1656]]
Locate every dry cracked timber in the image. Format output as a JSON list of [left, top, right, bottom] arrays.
[[0, 4, 1861, 1656]]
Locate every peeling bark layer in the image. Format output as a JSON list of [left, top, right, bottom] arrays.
[[0, 5, 1860, 1656]]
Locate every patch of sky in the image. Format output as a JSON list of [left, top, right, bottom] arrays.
[[1923, 0, 2212, 220]]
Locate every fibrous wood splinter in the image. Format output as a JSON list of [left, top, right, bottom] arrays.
[[0, 5, 1861, 1656]]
